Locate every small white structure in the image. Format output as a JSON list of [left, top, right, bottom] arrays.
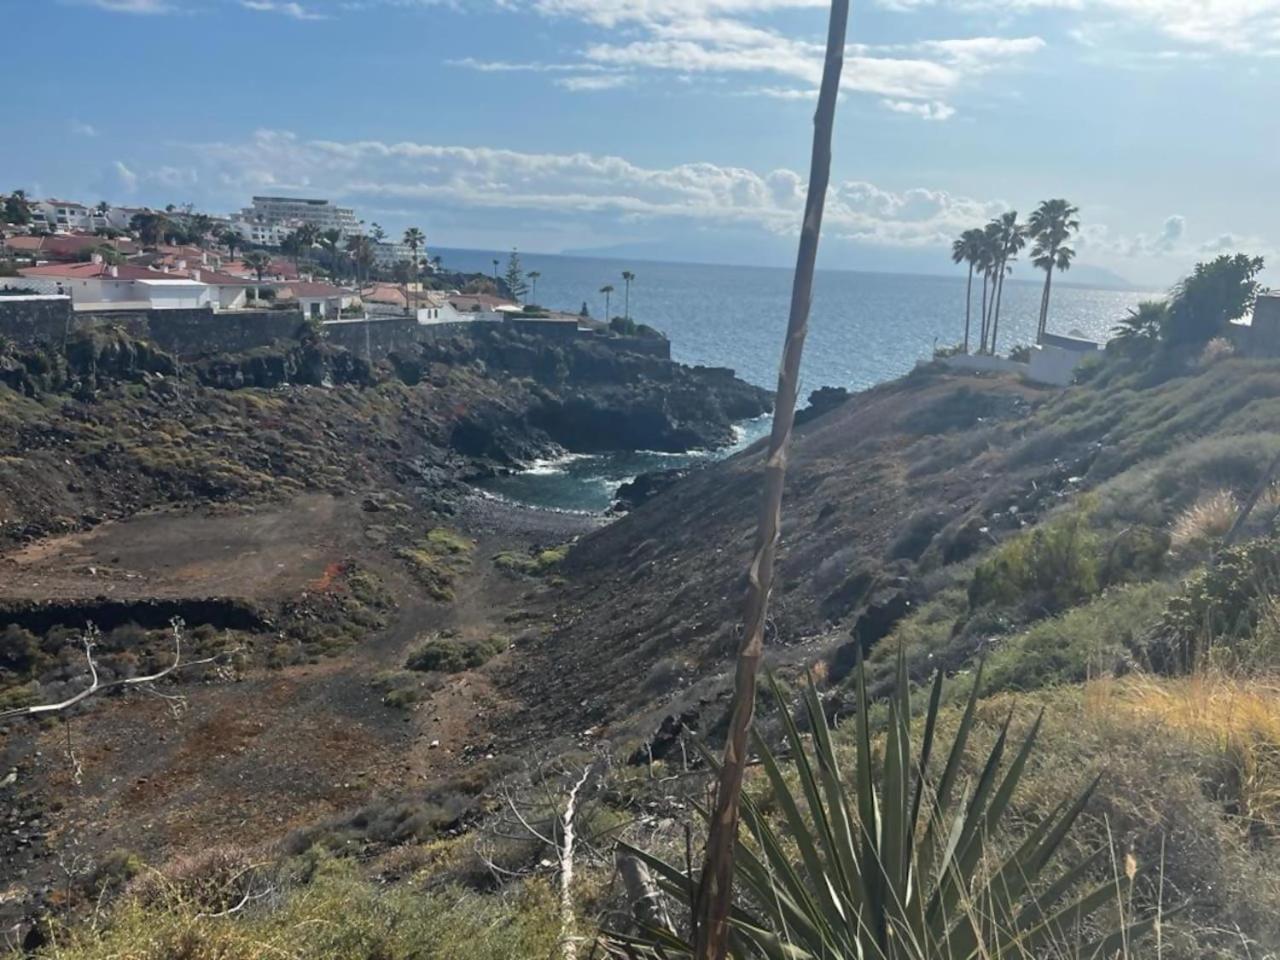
[[1030, 332, 1101, 386], [284, 281, 355, 320]]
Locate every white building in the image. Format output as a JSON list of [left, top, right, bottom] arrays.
[[1029, 332, 1100, 385], [371, 240, 417, 271], [29, 199, 94, 233], [232, 196, 361, 247], [17, 261, 212, 310]]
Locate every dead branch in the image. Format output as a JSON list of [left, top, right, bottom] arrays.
[[558, 764, 594, 960], [0, 619, 241, 724]]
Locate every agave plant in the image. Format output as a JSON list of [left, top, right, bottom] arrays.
[[616, 655, 1154, 959]]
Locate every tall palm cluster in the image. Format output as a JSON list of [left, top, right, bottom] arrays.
[[951, 200, 1078, 355]]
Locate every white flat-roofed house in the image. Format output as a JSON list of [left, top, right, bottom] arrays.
[[17, 260, 212, 310]]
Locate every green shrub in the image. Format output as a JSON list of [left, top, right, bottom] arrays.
[[407, 635, 507, 673], [425, 528, 473, 555], [980, 580, 1174, 695], [969, 501, 1100, 615], [493, 545, 568, 576], [1148, 537, 1280, 673]]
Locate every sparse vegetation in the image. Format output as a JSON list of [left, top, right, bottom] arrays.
[[968, 500, 1100, 615], [407, 634, 507, 673], [397, 528, 474, 601], [31, 859, 560, 960], [493, 544, 568, 576]]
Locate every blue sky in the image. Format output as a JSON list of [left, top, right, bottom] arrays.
[[3, 0, 1278, 286]]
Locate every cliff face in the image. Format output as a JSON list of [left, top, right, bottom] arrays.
[[396, 326, 772, 454], [0, 325, 770, 545]]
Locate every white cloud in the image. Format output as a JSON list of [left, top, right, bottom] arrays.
[[555, 74, 634, 91], [158, 129, 1012, 248], [887, 0, 1280, 53], [880, 98, 957, 119], [240, 0, 327, 19], [111, 161, 140, 193], [446, 58, 612, 73], [70, 120, 98, 137], [441, 2, 1046, 115], [83, 0, 173, 11]]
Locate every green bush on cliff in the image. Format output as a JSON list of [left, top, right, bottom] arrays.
[[969, 500, 1100, 615], [407, 635, 507, 673]]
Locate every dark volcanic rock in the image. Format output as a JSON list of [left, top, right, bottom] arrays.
[[411, 326, 772, 456], [795, 385, 851, 426], [194, 338, 375, 389], [612, 468, 692, 512]]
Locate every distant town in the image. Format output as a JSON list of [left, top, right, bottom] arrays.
[[0, 191, 650, 337]]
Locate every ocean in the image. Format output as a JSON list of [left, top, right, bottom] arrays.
[[437, 248, 1155, 512]]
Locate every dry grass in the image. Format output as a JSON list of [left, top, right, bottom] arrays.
[[1169, 489, 1238, 554], [1087, 671, 1280, 834]]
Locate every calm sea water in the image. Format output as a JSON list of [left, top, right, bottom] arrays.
[[439, 248, 1154, 512]]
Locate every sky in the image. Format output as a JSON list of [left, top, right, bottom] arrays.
[[2, 0, 1278, 287]]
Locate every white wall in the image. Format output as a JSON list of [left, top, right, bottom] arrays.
[[1029, 344, 1097, 386]]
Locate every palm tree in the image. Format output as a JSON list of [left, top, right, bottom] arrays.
[[346, 234, 373, 286], [219, 228, 242, 260], [528, 270, 541, 305], [243, 250, 271, 283], [1112, 299, 1166, 344], [403, 227, 425, 314], [293, 223, 320, 274], [951, 228, 985, 353], [977, 222, 1000, 353], [599, 284, 614, 320], [988, 211, 1025, 355], [621, 270, 635, 321], [370, 222, 386, 244], [492, 258, 500, 284], [1028, 199, 1080, 341]]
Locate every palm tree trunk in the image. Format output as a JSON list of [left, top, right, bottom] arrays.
[[979, 272, 990, 354], [963, 264, 974, 353], [1039, 267, 1054, 341], [691, 2, 848, 958], [991, 261, 1007, 354], [624, 282, 630, 321]]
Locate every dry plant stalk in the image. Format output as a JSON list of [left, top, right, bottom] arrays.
[[691, 2, 849, 957]]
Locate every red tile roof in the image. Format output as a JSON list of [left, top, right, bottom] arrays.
[[281, 281, 347, 298], [2, 234, 138, 259], [19, 262, 197, 282], [361, 283, 409, 306]]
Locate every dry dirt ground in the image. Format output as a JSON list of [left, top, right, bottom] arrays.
[[0, 491, 597, 910]]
